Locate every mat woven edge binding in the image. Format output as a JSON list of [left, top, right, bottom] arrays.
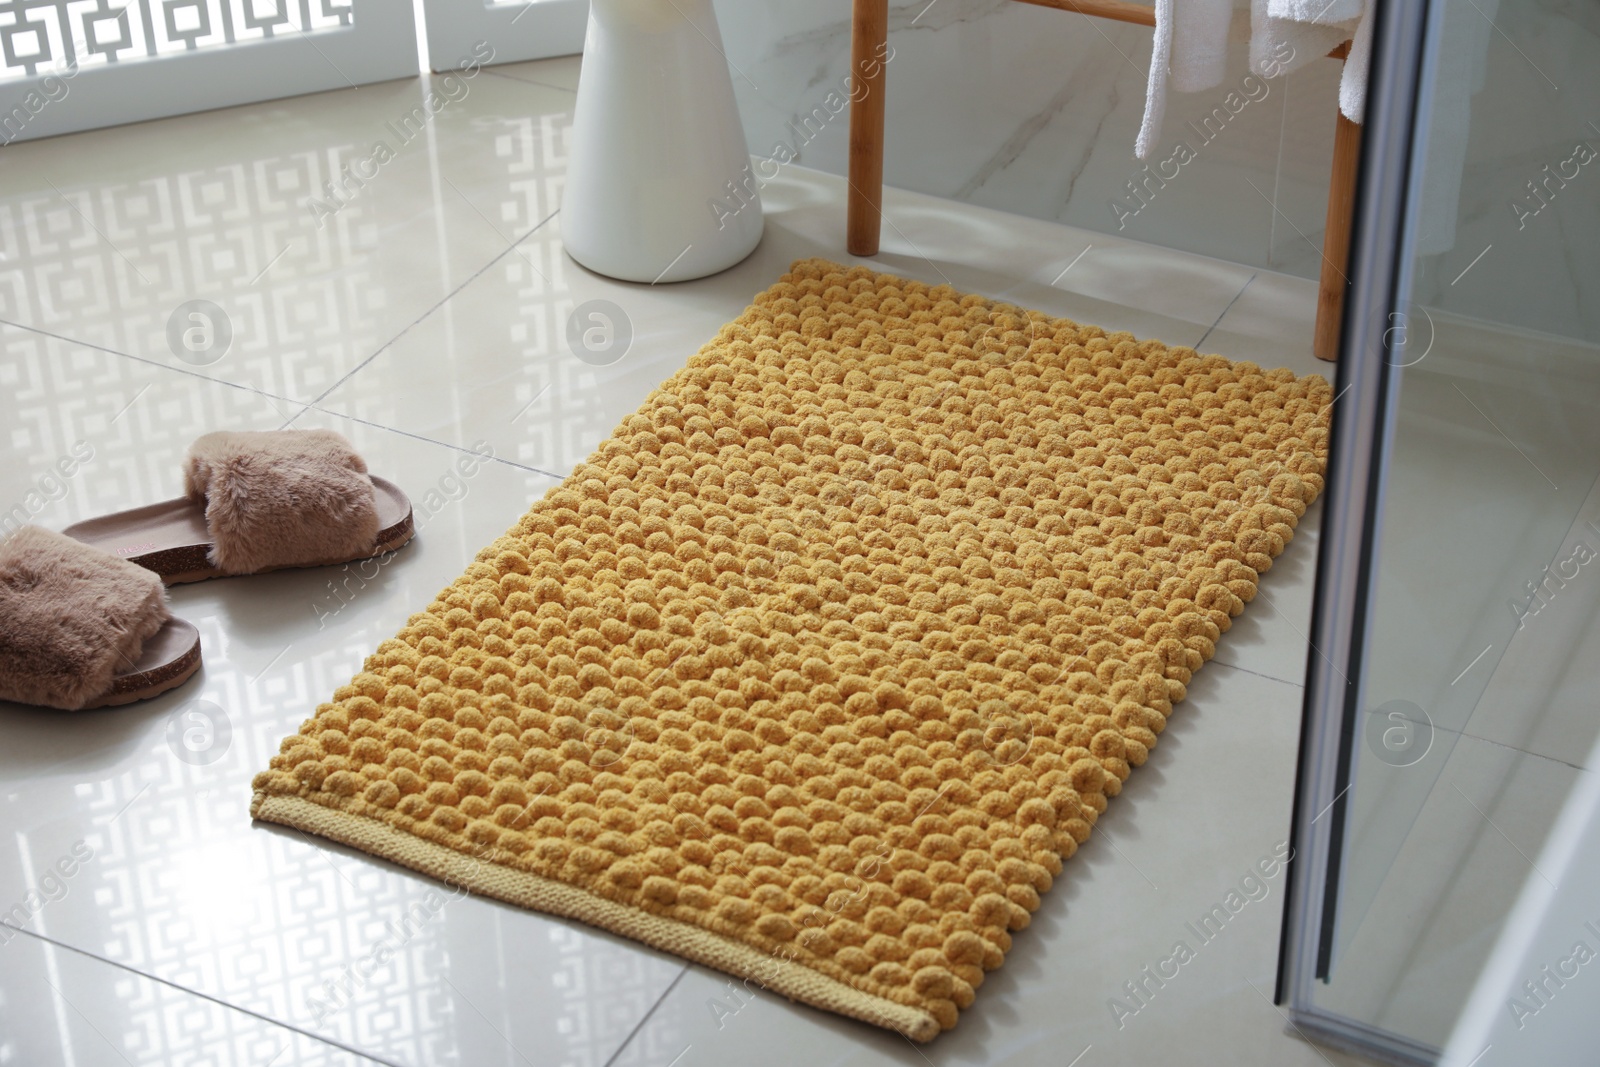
[[252, 794, 942, 1039]]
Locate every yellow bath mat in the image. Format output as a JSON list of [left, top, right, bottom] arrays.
[[252, 259, 1330, 1040]]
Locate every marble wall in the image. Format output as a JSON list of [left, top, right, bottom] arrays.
[[1404, 0, 1600, 345], [715, 0, 1344, 279], [714, 0, 1600, 346]]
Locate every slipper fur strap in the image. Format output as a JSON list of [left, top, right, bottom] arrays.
[[0, 526, 170, 710], [184, 430, 380, 575]]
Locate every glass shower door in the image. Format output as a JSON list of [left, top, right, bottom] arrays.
[[1280, 0, 1600, 1061]]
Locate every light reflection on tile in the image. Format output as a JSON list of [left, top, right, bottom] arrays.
[[0, 72, 574, 405], [0, 359, 685, 1067], [0, 927, 385, 1067], [313, 159, 1261, 484]]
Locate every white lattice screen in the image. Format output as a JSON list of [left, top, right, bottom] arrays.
[[0, 0, 353, 81]]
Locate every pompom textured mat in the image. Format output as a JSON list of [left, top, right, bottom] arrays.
[[252, 259, 1331, 1040]]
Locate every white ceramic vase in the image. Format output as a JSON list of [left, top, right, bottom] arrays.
[[561, 0, 764, 284]]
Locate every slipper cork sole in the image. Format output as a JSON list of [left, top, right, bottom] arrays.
[[62, 476, 414, 585], [81, 617, 203, 710]]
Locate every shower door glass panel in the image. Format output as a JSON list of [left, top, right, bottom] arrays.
[[1312, 0, 1600, 1053]]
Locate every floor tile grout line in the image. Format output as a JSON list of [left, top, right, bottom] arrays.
[[481, 67, 578, 95], [1195, 272, 1258, 350], [0, 317, 309, 422], [1207, 657, 1305, 689], [293, 208, 563, 421], [1201, 646, 1593, 772], [599, 965, 690, 1067], [0, 314, 569, 482], [1420, 719, 1592, 774], [1207, 619, 1590, 770], [300, 404, 570, 480], [0, 922, 401, 1067]]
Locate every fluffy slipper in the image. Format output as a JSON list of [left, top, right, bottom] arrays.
[[63, 429, 414, 583], [0, 526, 202, 710]]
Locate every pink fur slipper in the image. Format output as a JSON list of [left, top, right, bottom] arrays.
[[62, 430, 414, 583], [0, 527, 202, 710]]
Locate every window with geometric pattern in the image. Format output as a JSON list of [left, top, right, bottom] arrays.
[[0, 0, 353, 81]]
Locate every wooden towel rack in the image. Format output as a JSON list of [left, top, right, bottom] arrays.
[[846, 0, 1359, 362]]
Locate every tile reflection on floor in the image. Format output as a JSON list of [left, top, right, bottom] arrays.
[[1, 57, 1363, 1067], [0, 929, 387, 1067]]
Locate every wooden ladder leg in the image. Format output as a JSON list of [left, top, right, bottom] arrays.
[[1314, 108, 1363, 362], [847, 0, 889, 257]]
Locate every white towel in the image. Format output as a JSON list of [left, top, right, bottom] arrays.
[[1338, 1, 1374, 122], [1136, 0, 1378, 159], [1173, 0, 1233, 90], [1135, 0, 1234, 158], [1129, 0, 1486, 260], [1136, 0, 1177, 159], [1268, 0, 1363, 27], [1248, 0, 1352, 81]]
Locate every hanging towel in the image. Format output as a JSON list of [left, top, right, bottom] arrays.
[[1267, 0, 1363, 26], [1247, 0, 1353, 82], [1135, 0, 1387, 157], [1128, 0, 1487, 260], [1136, 0, 1235, 158], [1173, 0, 1234, 90], [1338, 1, 1375, 122], [1249, 0, 1375, 121], [1136, 0, 1176, 159]]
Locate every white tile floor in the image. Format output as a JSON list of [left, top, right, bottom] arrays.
[[0, 59, 1378, 1067]]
